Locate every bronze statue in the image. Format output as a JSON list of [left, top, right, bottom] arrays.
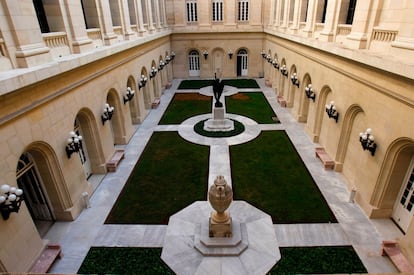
[[212, 73, 224, 107]]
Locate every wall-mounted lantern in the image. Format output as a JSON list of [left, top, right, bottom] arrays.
[[325, 101, 339, 123]]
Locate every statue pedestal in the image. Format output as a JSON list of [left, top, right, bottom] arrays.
[[203, 107, 234, 132]]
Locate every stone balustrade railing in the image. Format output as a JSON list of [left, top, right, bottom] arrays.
[[42, 32, 69, 48], [337, 24, 351, 36], [371, 28, 398, 42], [86, 28, 102, 41]]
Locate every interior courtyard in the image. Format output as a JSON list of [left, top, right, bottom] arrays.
[[0, 0, 413, 274]]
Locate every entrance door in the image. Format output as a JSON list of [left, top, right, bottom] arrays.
[[75, 118, 91, 178], [392, 158, 414, 232], [237, 49, 248, 76], [188, 50, 200, 77], [17, 153, 54, 235]]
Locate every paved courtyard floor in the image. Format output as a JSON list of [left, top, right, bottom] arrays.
[[47, 78, 402, 274]]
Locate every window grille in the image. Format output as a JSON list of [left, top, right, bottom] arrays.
[[212, 0, 223, 22], [238, 0, 249, 21], [186, 0, 198, 22]]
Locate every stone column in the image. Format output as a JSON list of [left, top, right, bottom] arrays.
[[152, 0, 162, 29], [119, 0, 136, 40], [391, 1, 414, 51], [268, 0, 275, 28], [343, 0, 376, 49], [319, 0, 341, 42], [2, 0, 52, 68], [274, 0, 282, 28], [281, 0, 290, 29], [302, 0, 317, 37], [290, 0, 301, 32], [96, 0, 118, 45], [160, 0, 168, 28], [136, 0, 146, 34], [62, 0, 93, 53], [146, 0, 156, 32]]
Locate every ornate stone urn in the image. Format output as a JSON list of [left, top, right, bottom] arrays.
[[208, 175, 233, 237]]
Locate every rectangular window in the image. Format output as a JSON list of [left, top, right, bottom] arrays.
[[212, 0, 223, 22], [186, 0, 198, 22], [238, 0, 249, 21]]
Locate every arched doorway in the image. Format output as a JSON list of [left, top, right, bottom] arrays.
[[237, 49, 248, 76], [393, 157, 414, 232], [16, 152, 54, 236], [371, 138, 414, 233], [188, 50, 200, 77]]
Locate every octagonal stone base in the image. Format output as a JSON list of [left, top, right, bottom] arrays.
[[161, 201, 280, 275], [195, 219, 248, 256]]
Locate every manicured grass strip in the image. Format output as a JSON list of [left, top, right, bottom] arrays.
[[178, 79, 215, 89], [223, 79, 259, 88], [106, 132, 209, 224], [194, 119, 245, 137], [226, 92, 278, 124], [78, 247, 174, 274], [159, 93, 211, 124], [177, 79, 259, 89], [269, 246, 367, 274], [230, 131, 337, 223]]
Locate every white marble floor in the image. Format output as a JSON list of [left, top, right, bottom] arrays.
[[46, 78, 402, 274]]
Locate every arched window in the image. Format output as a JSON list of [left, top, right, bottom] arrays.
[[188, 50, 200, 76]]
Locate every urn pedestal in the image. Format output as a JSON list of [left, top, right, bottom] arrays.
[[208, 175, 233, 237]]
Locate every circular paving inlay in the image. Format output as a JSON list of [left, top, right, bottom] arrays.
[[178, 114, 261, 146]]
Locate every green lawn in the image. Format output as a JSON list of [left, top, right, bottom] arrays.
[[78, 246, 366, 274], [269, 246, 367, 274], [226, 92, 279, 124], [230, 131, 337, 223], [177, 79, 259, 89], [78, 247, 174, 274], [158, 93, 211, 124], [105, 132, 209, 224]]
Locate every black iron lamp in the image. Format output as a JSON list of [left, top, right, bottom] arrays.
[[291, 73, 300, 87], [138, 75, 147, 89], [325, 101, 339, 123], [102, 103, 114, 125], [266, 55, 272, 63], [165, 55, 171, 64], [149, 67, 158, 79], [66, 131, 83, 158], [0, 184, 24, 220], [170, 51, 176, 60], [280, 65, 288, 77], [123, 87, 135, 104], [158, 60, 165, 71], [359, 128, 377, 156], [261, 50, 266, 58], [228, 50, 233, 59], [203, 50, 208, 59], [305, 84, 316, 102], [272, 59, 279, 70]]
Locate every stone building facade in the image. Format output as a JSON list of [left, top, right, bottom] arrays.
[[0, 0, 413, 272]]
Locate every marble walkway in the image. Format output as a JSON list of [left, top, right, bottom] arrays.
[[47, 78, 402, 274]]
